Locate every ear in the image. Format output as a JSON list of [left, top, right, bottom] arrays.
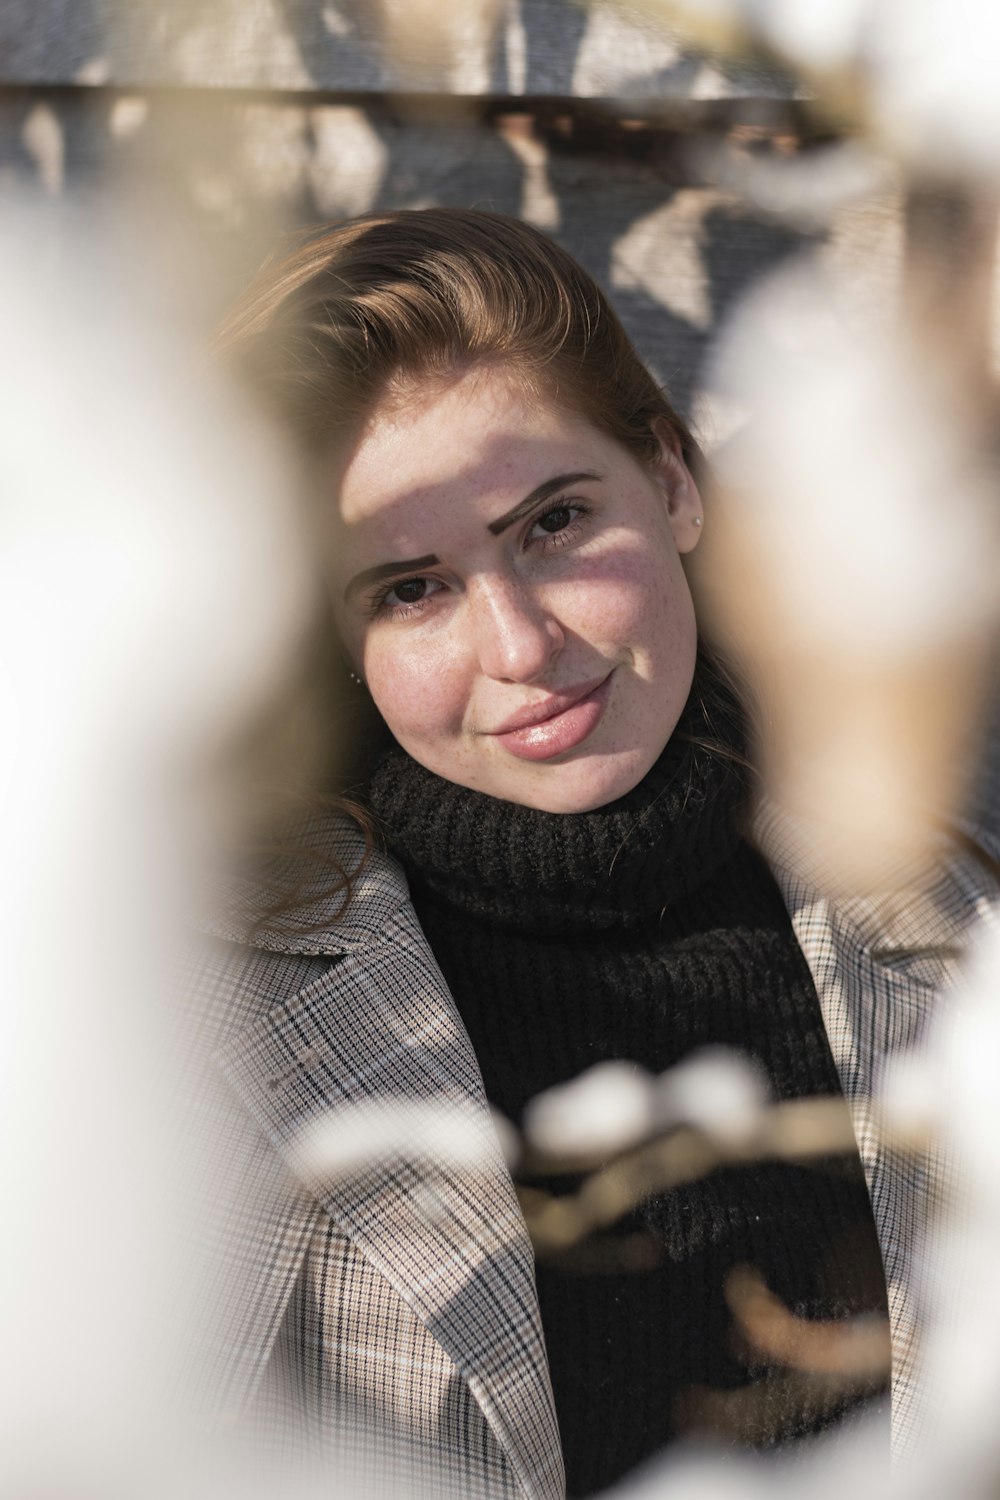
[[648, 415, 704, 555]]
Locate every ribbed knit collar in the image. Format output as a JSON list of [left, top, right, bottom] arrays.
[[368, 659, 753, 935]]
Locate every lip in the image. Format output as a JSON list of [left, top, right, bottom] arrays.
[[487, 672, 613, 762]]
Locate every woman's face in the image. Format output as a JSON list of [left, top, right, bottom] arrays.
[[330, 368, 704, 813]]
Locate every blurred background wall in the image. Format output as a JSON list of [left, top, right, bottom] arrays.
[[0, 0, 904, 442]]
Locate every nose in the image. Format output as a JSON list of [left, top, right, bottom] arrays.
[[467, 575, 564, 683]]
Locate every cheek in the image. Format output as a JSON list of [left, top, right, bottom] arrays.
[[362, 633, 468, 745], [557, 541, 691, 649]]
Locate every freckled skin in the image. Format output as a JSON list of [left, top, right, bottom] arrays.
[[330, 369, 704, 813]]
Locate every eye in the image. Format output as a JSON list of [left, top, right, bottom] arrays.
[[390, 577, 432, 605], [533, 504, 574, 536], [527, 501, 588, 549], [373, 574, 443, 616]]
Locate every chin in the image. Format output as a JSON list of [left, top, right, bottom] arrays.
[[498, 748, 660, 814]]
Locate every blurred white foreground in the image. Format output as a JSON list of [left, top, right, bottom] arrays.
[[0, 197, 314, 1497], [701, 254, 999, 892]]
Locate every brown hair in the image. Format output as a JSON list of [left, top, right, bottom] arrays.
[[215, 207, 702, 475]]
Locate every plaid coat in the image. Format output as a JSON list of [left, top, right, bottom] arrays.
[[182, 733, 1000, 1495]]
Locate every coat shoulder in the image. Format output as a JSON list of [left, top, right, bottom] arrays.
[[199, 812, 410, 957]]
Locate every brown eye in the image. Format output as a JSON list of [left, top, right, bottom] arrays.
[[392, 577, 429, 604], [377, 574, 442, 616], [536, 505, 573, 534]]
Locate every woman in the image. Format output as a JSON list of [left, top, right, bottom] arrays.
[[193, 208, 995, 1498]]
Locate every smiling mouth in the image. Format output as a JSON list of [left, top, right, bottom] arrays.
[[487, 673, 613, 762]]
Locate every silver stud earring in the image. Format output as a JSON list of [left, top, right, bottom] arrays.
[[349, 670, 365, 686], [692, 516, 703, 528]]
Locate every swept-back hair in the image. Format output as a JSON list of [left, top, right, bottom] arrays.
[[216, 207, 700, 472]]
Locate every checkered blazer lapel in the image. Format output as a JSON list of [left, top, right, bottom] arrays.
[[756, 779, 1000, 1458], [201, 833, 564, 1500]]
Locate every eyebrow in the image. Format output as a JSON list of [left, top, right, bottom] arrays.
[[343, 470, 603, 603]]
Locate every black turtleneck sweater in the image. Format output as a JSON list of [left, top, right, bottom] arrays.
[[368, 670, 889, 1496]]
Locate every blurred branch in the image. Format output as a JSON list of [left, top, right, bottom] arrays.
[[519, 1096, 859, 1254], [726, 1265, 891, 1378]]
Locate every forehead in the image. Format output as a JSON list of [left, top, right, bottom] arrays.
[[335, 367, 603, 530]]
